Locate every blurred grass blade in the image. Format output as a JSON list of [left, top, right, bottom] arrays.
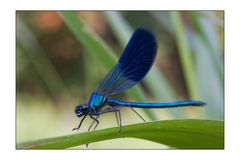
[[16, 16, 71, 101], [182, 11, 223, 119], [17, 119, 224, 149], [104, 11, 186, 118], [150, 11, 174, 35], [189, 33, 224, 119], [199, 12, 224, 88], [59, 11, 117, 69], [103, 11, 132, 47], [188, 12, 223, 87], [59, 11, 157, 120], [170, 12, 200, 100]]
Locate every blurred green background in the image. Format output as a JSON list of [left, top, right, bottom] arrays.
[[16, 11, 224, 149]]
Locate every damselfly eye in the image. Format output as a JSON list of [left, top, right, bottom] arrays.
[[75, 105, 83, 117]]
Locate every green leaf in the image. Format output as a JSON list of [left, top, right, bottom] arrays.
[[17, 119, 223, 149]]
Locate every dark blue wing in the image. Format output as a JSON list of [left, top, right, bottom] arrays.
[[95, 28, 157, 96]]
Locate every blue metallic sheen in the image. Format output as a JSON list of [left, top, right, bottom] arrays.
[[88, 92, 107, 110], [107, 98, 206, 108], [73, 28, 206, 132]]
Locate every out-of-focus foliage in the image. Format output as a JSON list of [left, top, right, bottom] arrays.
[[16, 11, 224, 149]]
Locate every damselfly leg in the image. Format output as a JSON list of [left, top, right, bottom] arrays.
[[128, 106, 146, 122], [114, 109, 122, 132], [97, 107, 122, 132], [72, 114, 87, 131], [88, 115, 100, 131]]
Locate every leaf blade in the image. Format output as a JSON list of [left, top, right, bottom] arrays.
[[17, 119, 223, 149]]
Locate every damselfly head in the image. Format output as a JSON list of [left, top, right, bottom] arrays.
[[75, 104, 90, 117]]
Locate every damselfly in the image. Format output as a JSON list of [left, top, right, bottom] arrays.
[[73, 28, 205, 131]]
